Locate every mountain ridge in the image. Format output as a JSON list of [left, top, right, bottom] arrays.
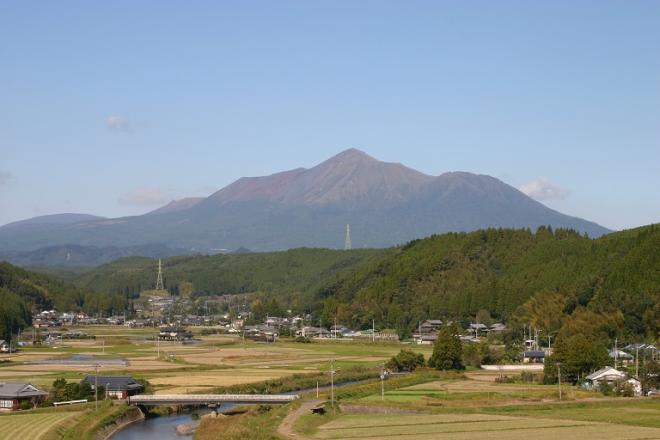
[[0, 149, 611, 258]]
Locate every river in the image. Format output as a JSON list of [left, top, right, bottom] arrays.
[[110, 378, 374, 439]]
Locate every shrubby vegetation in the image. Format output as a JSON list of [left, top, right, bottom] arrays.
[[386, 349, 425, 372]]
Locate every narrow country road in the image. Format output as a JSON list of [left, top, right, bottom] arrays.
[[277, 399, 324, 439]]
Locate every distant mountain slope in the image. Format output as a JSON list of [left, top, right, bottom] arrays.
[[0, 149, 611, 255], [1, 213, 105, 227], [146, 198, 204, 215], [0, 243, 191, 268]]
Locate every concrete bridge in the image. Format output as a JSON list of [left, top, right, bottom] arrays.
[[128, 393, 299, 406]]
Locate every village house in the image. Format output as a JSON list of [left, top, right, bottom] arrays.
[[609, 349, 634, 365], [298, 326, 331, 338], [82, 376, 143, 399], [157, 326, 193, 341], [585, 367, 642, 396], [0, 382, 48, 410], [522, 350, 545, 364], [413, 319, 443, 344], [469, 323, 488, 337], [489, 323, 507, 333]]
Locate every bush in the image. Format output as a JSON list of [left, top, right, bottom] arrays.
[[385, 349, 425, 372], [294, 336, 312, 343]]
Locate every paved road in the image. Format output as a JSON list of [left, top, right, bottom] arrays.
[[277, 399, 324, 439]]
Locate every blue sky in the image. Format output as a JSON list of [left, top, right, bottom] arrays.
[[1, 1, 658, 230]]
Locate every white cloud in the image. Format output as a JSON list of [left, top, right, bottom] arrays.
[[0, 171, 14, 186], [119, 187, 171, 206], [519, 178, 570, 201], [106, 115, 130, 131]]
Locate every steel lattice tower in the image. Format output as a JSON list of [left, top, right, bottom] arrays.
[[344, 224, 352, 250], [155, 259, 164, 290]]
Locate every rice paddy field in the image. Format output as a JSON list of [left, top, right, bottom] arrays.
[[292, 370, 660, 440], [0, 411, 82, 440], [1, 326, 657, 440], [311, 412, 660, 440], [0, 326, 429, 392]]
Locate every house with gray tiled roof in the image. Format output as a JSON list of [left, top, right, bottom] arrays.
[[0, 382, 48, 410]]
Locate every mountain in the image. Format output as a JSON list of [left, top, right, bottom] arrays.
[[0, 243, 192, 268], [146, 197, 204, 215], [0, 149, 610, 258]]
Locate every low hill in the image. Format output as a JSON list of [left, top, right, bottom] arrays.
[[313, 224, 659, 338], [73, 247, 393, 298]]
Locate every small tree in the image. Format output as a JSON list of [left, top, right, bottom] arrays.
[[544, 334, 608, 384], [386, 349, 425, 372], [428, 323, 464, 370]]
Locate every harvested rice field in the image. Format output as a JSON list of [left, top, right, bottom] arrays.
[[0, 411, 82, 440], [312, 413, 660, 440]]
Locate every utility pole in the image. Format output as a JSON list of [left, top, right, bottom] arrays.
[[94, 364, 99, 411], [372, 319, 375, 343], [614, 338, 618, 369], [380, 363, 385, 401], [330, 359, 335, 414], [635, 346, 639, 379], [556, 362, 562, 401]]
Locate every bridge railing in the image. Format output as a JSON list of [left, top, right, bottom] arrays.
[[128, 394, 298, 405]]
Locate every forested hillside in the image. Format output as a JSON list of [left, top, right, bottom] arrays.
[[21, 224, 659, 342], [0, 262, 85, 340], [74, 248, 393, 299], [314, 224, 659, 339]]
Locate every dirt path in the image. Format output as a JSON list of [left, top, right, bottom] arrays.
[[277, 399, 324, 439]]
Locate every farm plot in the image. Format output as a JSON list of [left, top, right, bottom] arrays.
[[149, 367, 316, 393], [312, 413, 660, 440], [0, 411, 81, 440]]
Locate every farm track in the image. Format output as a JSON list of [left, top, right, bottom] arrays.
[[277, 399, 324, 439]]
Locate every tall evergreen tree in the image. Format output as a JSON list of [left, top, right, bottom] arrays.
[[428, 323, 464, 370]]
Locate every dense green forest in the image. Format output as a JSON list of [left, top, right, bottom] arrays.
[[314, 225, 659, 339], [0, 262, 84, 340], [73, 248, 392, 298]]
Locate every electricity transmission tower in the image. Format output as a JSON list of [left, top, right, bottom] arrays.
[[344, 224, 352, 250], [155, 259, 164, 290]]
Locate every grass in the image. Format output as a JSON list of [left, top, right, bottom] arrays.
[[195, 405, 289, 440], [0, 411, 82, 440]]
